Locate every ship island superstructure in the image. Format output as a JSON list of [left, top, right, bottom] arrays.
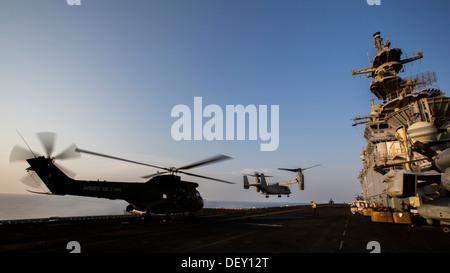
[[352, 32, 450, 228]]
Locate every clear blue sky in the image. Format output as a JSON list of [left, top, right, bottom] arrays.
[[1, 0, 449, 203]]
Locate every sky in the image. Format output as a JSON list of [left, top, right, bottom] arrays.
[[0, 0, 449, 204]]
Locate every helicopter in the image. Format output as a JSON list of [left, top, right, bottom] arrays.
[[10, 132, 234, 215], [243, 165, 320, 198]]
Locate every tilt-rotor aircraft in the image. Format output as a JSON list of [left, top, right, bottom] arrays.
[[243, 165, 320, 198], [10, 132, 233, 215]]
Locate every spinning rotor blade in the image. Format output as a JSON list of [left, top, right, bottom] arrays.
[[278, 164, 321, 172], [20, 172, 41, 189], [76, 148, 166, 170], [20, 171, 48, 191], [54, 162, 77, 178], [141, 154, 233, 182], [277, 168, 299, 172], [301, 164, 321, 171], [77, 148, 233, 183], [141, 169, 235, 183], [177, 154, 232, 171], [54, 144, 81, 160], [178, 170, 235, 184], [36, 132, 56, 157], [10, 145, 39, 162]]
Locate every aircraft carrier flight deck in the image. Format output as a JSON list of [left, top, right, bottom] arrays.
[[1, 204, 449, 254]]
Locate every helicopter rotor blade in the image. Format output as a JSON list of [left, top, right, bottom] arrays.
[[9, 145, 40, 162], [20, 171, 49, 192], [36, 132, 57, 157], [178, 170, 235, 184], [75, 148, 168, 170], [19, 172, 41, 189], [76, 148, 233, 184], [177, 154, 232, 171], [54, 144, 81, 160]]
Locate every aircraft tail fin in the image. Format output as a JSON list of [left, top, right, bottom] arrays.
[[243, 175, 250, 189], [260, 173, 268, 188], [26, 157, 73, 194]]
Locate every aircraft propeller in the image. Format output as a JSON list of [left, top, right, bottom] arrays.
[[243, 172, 273, 178], [278, 164, 321, 173]]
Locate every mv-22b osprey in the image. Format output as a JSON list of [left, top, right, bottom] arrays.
[[243, 165, 320, 198]]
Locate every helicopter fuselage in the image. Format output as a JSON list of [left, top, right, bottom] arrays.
[[26, 157, 204, 214]]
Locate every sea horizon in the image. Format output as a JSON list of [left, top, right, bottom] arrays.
[[0, 193, 308, 221]]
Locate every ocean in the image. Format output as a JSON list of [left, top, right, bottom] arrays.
[[0, 194, 307, 220]]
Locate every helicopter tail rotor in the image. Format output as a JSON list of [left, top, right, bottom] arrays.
[[35, 132, 80, 160], [10, 132, 80, 189]]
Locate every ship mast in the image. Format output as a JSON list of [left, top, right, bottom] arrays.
[[352, 32, 425, 103]]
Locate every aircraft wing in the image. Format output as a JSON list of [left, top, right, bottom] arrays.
[[276, 180, 298, 186]]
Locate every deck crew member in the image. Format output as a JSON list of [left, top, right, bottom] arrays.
[[310, 200, 318, 216]]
